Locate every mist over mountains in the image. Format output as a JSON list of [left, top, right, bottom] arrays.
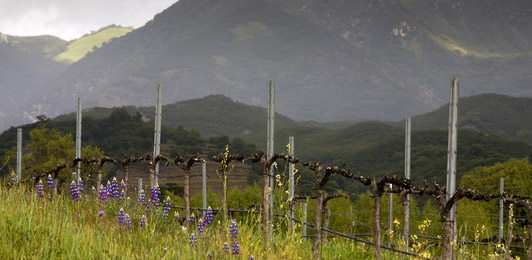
[[1, 0, 532, 130]]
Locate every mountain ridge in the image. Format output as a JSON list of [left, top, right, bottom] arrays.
[[2, 0, 532, 130]]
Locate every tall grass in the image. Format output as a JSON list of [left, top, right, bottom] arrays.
[[0, 185, 386, 259]]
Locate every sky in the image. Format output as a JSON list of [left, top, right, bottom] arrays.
[[0, 0, 177, 40]]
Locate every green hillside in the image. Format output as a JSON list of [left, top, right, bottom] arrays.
[[396, 94, 532, 144], [340, 129, 532, 186], [36, 94, 532, 195], [53, 95, 301, 137], [239, 119, 532, 190], [0, 107, 258, 177], [53, 26, 132, 64]]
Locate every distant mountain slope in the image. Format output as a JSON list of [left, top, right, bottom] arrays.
[[53, 26, 133, 64], [341, 129, 532, 186], [53, 95, 300, 137], [4, 0, 532, 132], [396, 94, 532, 144], [0, 33, 67, 58], [0, 42, 67, 128], [24, 0, 531, 127]]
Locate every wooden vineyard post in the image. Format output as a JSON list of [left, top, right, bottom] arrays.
[[96, 157, 115, 193], [213, 151, 244, 221], [303, 161, 331, 260], [303, 202, 307, 242], [322, 204, 331, 244], [370, 175, 385, 260], [175, 154, 202, 224], [250, 151, 297, 249]]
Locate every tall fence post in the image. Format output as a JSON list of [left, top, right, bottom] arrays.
[[389, 183, 393, 247], [267, 80, 275, 245], [202, 160, 207, 216], [303, 202, 307, 242], [76, 97, 82, 182], [499, 177, 504, 242], [404, 116, 411, 248], [289, 136, 295, 230], [153, 85, 162, 186], [16, 128, 22, 180], [138, 178, 143, 199], [445, 77, 459, 258]]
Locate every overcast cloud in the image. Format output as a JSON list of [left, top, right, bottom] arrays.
[[0, 0, 177, 40]]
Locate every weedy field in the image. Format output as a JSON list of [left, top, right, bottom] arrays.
[[0, 184, 389, 259]]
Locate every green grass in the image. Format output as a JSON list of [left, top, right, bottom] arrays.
[[53, 27, 132, 64], [3, 179, 526, 259], [0, 185, 384, 259]]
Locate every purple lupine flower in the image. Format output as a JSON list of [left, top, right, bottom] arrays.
[[204, 207, 213, 227], [162, 196, 171, 218], [121, 179, 126, 189], [119, 189, 125, 201], [98, 211, 104, 217], [138, 189, 145, 205], [117, 208, 125, 225], [249, 256, 254, 260], [125, 214, 132, 229], [111, 178, 120, 198], [70, 181, 79, 201], [37, 180, 44, 198], [189, 233, 198, 251], [47, 174, 55, 189], [10, 174, 17, 183], [197, 218, 204, 234], [189, 213, 195, 223], [222, 243, 229, 254], [230, 220, 239, 239], [174, 211, 181, 222], [207, 253, 213, 258], [140, 215, 147, 229], [92, 186, 96, 195], [106, 181, 112, 198], [150, 185, 161, 206], [145, 199, 151, 214], [232, 241, 240, 255], [77, 178, 84, 192], [230, 220, 240, 255], [99, 184, 108, 202]]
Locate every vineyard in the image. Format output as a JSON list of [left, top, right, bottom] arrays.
[[3, 147, 532, 259], [2, 82, 532, 260]]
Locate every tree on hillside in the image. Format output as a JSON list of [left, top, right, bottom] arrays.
[[458, 158, 532, 241], [460, 158, 532, 196], [4, 127, 104, 189]]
